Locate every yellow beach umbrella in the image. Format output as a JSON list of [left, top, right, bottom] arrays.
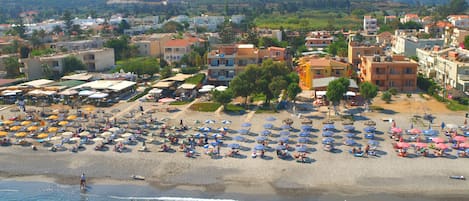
[[58, 121, 69, 126], [48, 127, 58, 132], [0, 131, 7, 137], [10, 126, 21, 131], [27, 126, 39, 131], [66, 115, 77, 120], [83, 107, 94, 112], [48, 115, 58, 120], [15, 132, 27, 138], [21, 121, 32, 126], [3, 120, 14, 125], [37, 133, 49, 139]]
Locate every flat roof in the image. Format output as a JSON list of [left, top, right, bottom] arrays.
[[61, 73, 94, 81], [19, 79, 55, 87], [108, 80, 136, 92], [178, 83, 197, 90], [0, 79, 20, 87], [48, 80, 86, 88], [72, 80, 136, 91], [153, 81, 175, 88], [312, 77, 358, 89], [161, 73, 194, 82]]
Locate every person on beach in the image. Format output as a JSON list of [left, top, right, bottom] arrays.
[[80, 173, 86, 189]]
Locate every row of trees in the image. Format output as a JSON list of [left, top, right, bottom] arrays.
[[325, 78, 378, 114]]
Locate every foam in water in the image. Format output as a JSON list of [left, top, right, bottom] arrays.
[[108, 195, 238, 201]]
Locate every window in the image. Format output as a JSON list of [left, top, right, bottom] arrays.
[[375, 80, 384, 86], [389, 68, 398, 74], [52, 61, 59, 67], [376, 68, 385, 74], [404, 80, 414, 87], [335, 70, 341, 75], [405, 68, 413, 74], [389, 80, 395, 87], [316, 70, 321, 75]]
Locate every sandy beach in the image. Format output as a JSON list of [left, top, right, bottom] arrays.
[[0, 93, 468, 200]]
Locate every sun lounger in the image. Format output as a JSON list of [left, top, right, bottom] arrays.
[[354, 152, 364, 157]]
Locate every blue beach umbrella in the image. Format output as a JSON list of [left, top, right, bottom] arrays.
[[281, 124, 291, 130], [322, 137, 334, 144], [205, 119, 216, 124], [276, 144, 286, 150], [266, 116, 276, 121], [368, 140, 379, 146], [238, 129, 249, 135], [221, 120, 231, 124], [299, 131, 310, 137], [241, 122, 252, 127], [423, 129, 438, 136], [323, 124, 335, 130], [464, 132, 469, 137], [263, 123, 274, 129], [364, 126, 376, 133], [228, 143, 240, 149], [210, 142, 218, 146], [261, 130, 272, 136], [344, 125, 355, 131], [345, 139, 356, 146], [365, 133, 375, 139], [254, 144, 265, 150], [256, 136, 267, 142], [346, 133, 356, 138], [278, 136, 289, 143], [298, 137, 309, 144], [296, 145, 308, 152], [280, 130, 290, 136], [322, 131, 334, 137], [301, 125, 312, 131], [234, 135, 245, 142]]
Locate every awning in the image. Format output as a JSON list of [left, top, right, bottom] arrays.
[[315, 91, 326, 96], [178, 83, 197, 90], [149, 88, 163, 94], [88, 92, 108, 99], [78, 90, 95, 96], [346, 91, 356, 96]]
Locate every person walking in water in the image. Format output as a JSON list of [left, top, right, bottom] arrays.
[[80, 173, 86, 189]]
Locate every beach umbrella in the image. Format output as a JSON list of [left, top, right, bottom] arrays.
[[158, 98, 176, 103], [15, 132, 27, 138], [115, 138, 125, 142], [346, 133, 356, 138], [21, 121, 31, 126], [365, 133, 375, 139], [343, 125, 355, 131], [296, 145, 308, 152], [301, 125, 312, 131], [48, 127, 58, 132], [122, 133, 133, 138], [204, 119, 216, 124], [263, 123, 274, 129], [276, 144, 286, 150], [0, 131, 7, 137], [92, 137, 105, 142], [368, 140, 379, 146], [391, 127, 402, 133], [10, 126, 21, 131], [218, 127, 227, 132], [323, 124, 335, 130], [233, 135, 245, 142], [322, 131, 334, 137], [397, 142, 410, 149], [48, 115, 58, 120], [11, 122, 21, 126], [70, 137, 81, 142], [432, 137, 445, 144], [345, 139, 356, 146], [58, 121, 69, 126], [454, 136, 466, 142], [279, 130, 290, 136], [238, 129, 249, 135], [37, 133, 49, 139], [261, 130, 272, 136], [61, 132, 73, 137], [221, 120, 232, 124], [50, 136, 62, 141], [414, 142, 427, 148], [254, 144, 265, 150], [265, 116, 276, 121], [108, 127, 120, 132], [111, 109, 120, 113], [228, 143, 240, 149], [364, 126, 376, 133], [298, 137, 309, 144], [278, 136, 289, 143], [213, 133, 223, 139], [281, 124, 291, 130], [408, 128, 422, 135], [423, 129, 438, 136], [322, 137, 334, 144], [2, 120, 14, 125], [364, 120, 376, 126], [201, 127, 212, 132], [241, 122, 252, 127], [436, 143, 449, 150], [459, 143, 469, 148], [210, 142, 218, 147], [66, 115, 77, 121], [256, 136, 267, 142], [446, 124, 458, 130], [101, 132, 112, 138], [299, 131, 310, 137], [79, 131, 90, 137]]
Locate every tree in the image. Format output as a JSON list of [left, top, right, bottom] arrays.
[[116, 20, 131, 34], [12, 23, 26, 39], [219, 24, 235, 44], [245, 29, 259, 46], [287, 83, 302, 102], [359, 81, 378, 111], [160, 66, 173, 78], [230, 73, 254, 106], [381, 91, 392, 103], [104, 36, 135, 61], [269, 76, 288, 101], [447, 0, 468, 14], [3, 57, 20, 78], [212, 89, 233, 110], [326, 78, 348, 116], [161, 21, 184, 33], [117, 57, 160, 76], [62, 56, 85, 74], [327, 34, 347, 56], [464, 35, 469, 50], [62, 10, 73, 35], [52, 25, 63, 35]]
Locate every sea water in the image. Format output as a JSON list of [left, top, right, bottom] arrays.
[[0, 180, 460, 201]]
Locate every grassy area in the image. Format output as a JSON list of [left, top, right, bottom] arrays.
[[224, 104, 245, 112], [251, 94, 266, 102], [447, 100, 468, 111], [184, 73, 205, 85], [189, 102, 221, 112], [255, 105, 277, 114], [169, 100, 192, 105], [369, 105, 384, 111], [254, 11, 361, 30]]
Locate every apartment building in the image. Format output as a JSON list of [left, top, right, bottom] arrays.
[[50, 37, 104, 52], [448, 15, 469, 29], [348, 41, 385, 68], [417, 47, 469, 93], [400, 14, 420, 24], [363, 16, 378, 35], [305, 31, 334, 49], [21, 48, 115, 80], [207, 44, 285, 85], [163, 39, 192, 64], [132, 33, 174, 57], [358, 55, 418, 91], [298, 56, 351, 89], [384, 16, 397, 24], [392, 32, 444, 57]]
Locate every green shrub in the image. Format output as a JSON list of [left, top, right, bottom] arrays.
[[181, 67, 200, 74], [169, 100, 192, 105], [388, 88, 398, 95], [184, 73, 205, 85], [406, 93, 412, 98], [189, 102, 221, 112], [369, 105, 384, 110], [381, 91, 392, 103], [447, 100, 468, 111]]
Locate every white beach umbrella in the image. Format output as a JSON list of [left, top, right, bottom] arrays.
[[92, 137, 105, 142], [79, 131, 90, 137], [50, 136, 62, 141], [101, 131, 112, 138], [61, 132, 73, 137], [115, 138, 125, 142], [108, 127, 120, 132], [70, 137, 81, 142], [122, 133, 133, 138]]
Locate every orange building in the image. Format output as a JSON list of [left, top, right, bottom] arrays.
[[348, 41, 385, 68], [298, 56, 351, 89], [358, 55, 418, 91]]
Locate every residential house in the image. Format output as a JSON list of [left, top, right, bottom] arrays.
[[305, 31, 334, 49], [448, 15, 469, 29], [363, 16, 378, 35], [192, 15, 225, 32], [298, 55, 351, 89], [20, 48, 115, 80], [348, 41, 385, 68], [392, 31, 444, 57], [400, 14, 420, 24], [416, 47, 469, 93], [132, 33, 174, 57], [424, 21, 452, 38], [258, 28, 283, 42], [384, 16, 397, 24], [163, 39, 193, 64], [446, 28, 469, 48], [50, 36, 104, 52], [376, 31, 393, 46], [358, 55, 418, 91]]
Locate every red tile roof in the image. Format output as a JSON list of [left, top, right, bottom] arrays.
[[164, 39, 191, 47]]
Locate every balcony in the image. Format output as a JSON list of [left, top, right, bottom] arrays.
[[371, 74, 387, 80], [208, 76, 234, 81]]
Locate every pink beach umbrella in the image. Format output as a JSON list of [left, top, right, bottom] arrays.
[[436, 143, 449, 150], [459, 143, 469, 148], [432, 137, 445, 144], [414, 142, 427, 148], [158, 98, 176, 103], [453, 136, 466, 142], [397, 142, 410, 149], [409, 128, 422, 135], [391, 127, 402, 133]]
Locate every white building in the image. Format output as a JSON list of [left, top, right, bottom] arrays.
[[363, 16, 377, 35], [392, 30, 444, 57], [50, 36, 104, 52], [448, 15, 469, 29]]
